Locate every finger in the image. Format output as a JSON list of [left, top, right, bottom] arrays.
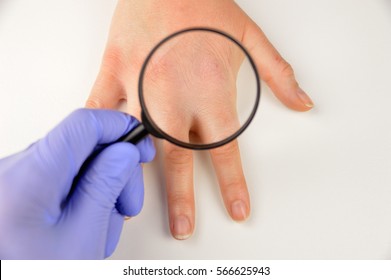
[[36, 109, 139, 180], [243, 20, 314, 111], [63, 143, 140, 251], [116, 163, 144, 217], [136, 136, 156, 163], [163, 141, 195, 240], [116, 136, 155, 217], [105, 209, 125, 258], [209, 140, 250, 221], [86, 49, 127, 109], [30, 109, 140, 212], [194, 85, 249, 221]]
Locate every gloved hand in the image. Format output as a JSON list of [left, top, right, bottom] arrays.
[[0, 109, 155, 259]]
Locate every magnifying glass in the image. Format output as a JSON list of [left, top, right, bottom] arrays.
[[118, 27, 260, 150]]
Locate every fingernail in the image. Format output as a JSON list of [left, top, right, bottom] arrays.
[[231, 200, 248, 221], [173, 215, 192, 240], [296, 88, 314, 108]]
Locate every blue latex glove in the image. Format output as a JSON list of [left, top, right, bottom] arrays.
[[0, 109, 155, 259]]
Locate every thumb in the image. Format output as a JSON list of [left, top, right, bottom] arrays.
[[243, 19, 314, 111], [64, 143, 140, 227]]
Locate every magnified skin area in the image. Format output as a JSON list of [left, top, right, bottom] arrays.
[[86, 0, 314, 240], [143, 31, 245, 146]]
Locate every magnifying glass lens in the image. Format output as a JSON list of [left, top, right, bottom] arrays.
[[139, 29, 260, 150]]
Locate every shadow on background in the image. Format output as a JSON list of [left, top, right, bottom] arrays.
[[0, 0, 12, 23]]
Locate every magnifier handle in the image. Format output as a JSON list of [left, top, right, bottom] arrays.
[[118, 123, 149, 144]]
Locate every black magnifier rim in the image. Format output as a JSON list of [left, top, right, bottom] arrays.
[[138, 27, 261, 150]]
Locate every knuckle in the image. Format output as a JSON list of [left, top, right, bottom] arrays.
[[90, 72, 127, 107], [211, 141, 240, 160], [85, 98, 103, 109], [277, 56, 295, 78], [97, 47, 127, 88], [224, 180, 248, 197], [164, 144, 193, 167], [102, 45, 143, 75], [101, 46, 126, 73], [168, 193, 194, 210], [264, 55, 295, 84]]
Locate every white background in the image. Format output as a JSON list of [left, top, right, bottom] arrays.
[[0, 0, 390, 259]]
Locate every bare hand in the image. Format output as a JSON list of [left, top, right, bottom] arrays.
[[86, 0, 314, 240]]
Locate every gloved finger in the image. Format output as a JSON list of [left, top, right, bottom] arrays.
[[116, 163, 144, 217], [105, 209, 125, 258], [62, 143, 140, 241], [135, 136, 156, 163], [34, 109, 138, 189], [242, 19, 314, 111], [33, 109, 155, 216]]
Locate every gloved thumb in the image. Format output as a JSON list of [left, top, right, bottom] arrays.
[[63, 142, 140, 230]]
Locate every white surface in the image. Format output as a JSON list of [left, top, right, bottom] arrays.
[[0, 0, 391, 259]]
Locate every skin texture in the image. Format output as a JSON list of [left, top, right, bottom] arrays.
[[142, 30, 243, 145], [86, 0, 314, 240]]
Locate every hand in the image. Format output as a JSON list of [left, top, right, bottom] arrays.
[[0, 109, 155, 259], [87, 0, 314, 240]]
